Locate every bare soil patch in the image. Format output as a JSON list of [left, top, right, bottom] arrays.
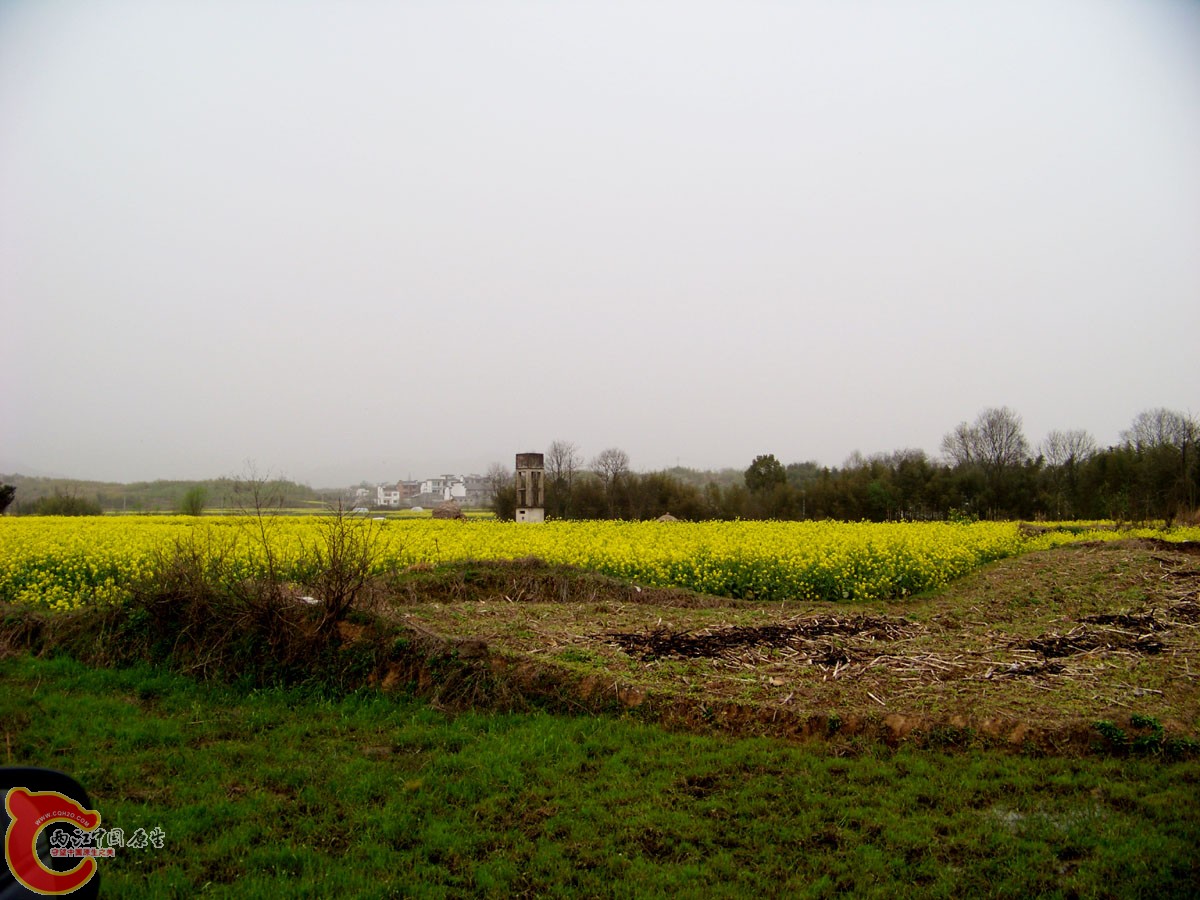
[[376, 540, 1200, 751]]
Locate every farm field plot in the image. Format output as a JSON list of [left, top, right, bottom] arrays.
[[3, 516, 1197, 611], [384, 539, 1200, 748], [1, 517, 1198, 744]]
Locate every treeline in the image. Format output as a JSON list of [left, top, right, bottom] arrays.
[[491, 407, 1199, 524], [0, 475, 329, 515]]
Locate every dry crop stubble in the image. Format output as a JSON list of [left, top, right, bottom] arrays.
[[391, 540, 1200, 749]]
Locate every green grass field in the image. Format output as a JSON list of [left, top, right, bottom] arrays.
[[3, 654, 1197, 898]]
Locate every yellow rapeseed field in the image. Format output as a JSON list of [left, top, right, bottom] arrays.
[[1, 516, 1196, 611]]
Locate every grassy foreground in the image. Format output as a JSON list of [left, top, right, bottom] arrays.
[[3, 654, 1198, 898]]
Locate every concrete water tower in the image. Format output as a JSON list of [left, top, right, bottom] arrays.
[[515, 452, 545, 523]]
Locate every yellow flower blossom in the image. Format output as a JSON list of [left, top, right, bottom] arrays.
[[1, 516, 1196, 610]]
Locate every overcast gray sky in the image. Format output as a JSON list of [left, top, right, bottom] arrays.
[[2, 0, 1197, 486]]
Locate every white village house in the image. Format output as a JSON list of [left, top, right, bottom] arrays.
[[375, 475, 491, 509]]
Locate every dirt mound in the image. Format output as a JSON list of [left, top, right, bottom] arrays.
[[387, 557, 736, 609], [1142, 538, 1200, 556]]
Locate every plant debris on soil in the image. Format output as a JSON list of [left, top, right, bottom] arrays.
[[373, 539, 1200, 751], [605, 614, 915, 660]]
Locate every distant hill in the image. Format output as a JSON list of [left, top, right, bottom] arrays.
[[0, 461, 64, 479], [0, 473, 334, 514]]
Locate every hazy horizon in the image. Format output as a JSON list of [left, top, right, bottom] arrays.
[[0, 399, 1190, 490], [3, 1, 1197, 486]]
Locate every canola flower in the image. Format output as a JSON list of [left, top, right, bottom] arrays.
[[1, 516, 1197, 612]]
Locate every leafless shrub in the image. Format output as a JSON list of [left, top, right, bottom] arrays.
[[44, 486, 392, 688]]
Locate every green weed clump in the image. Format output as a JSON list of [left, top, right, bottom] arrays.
[[1092, 715, 1198, 759]]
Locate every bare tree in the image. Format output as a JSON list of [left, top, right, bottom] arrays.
[[592, 447, 630, 489], [1040, 429, 1096, 519], [939, 421, 977, 467], [592, 447, 631, 516], [942, 407, 1028, 471], [484, 462, 511, 503], [940, 407, 1030, 517], [484, 462, 515, 519], [546, 440, 582, 486], [1041, 429, 1097, 468], [230, 464, 288, 587], [974, 406, 1030, 475], [544, 441, 580, 489], [545, 439, 582, 518], [1121, 408, 1199, 520], [1121, 408, 1198, 451]]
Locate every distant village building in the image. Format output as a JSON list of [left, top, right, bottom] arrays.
[[375, 474, 488, 509], [376, 485, 402, 507], [420, 476, 449, 498], [462, 475, 491, 507]]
